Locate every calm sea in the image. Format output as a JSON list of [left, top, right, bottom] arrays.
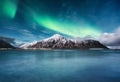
[[0, 50, 120, 82]]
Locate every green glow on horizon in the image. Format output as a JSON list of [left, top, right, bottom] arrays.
[[33, 13, 101, 38], [3, 0, 18, 18]]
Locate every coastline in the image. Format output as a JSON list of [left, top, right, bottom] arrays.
[[0, 48, 111, 51]]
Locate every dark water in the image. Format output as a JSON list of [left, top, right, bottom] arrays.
[[0, 50, 120, 82]]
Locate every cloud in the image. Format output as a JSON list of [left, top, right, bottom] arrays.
[[6, 27, 35, 37], [19, 29, 35, 37], [99, 27, 120, 47]]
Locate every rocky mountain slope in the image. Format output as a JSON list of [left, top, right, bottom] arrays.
[[21, 34, 108, 49], [0, 40, 15, 49]]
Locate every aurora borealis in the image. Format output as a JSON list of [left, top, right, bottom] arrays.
[[1, 0, 18, 18], [1, 0, 120, 42], [33, 13, 101, 37]]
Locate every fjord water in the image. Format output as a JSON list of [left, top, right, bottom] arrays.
[[0, 50, 120, 82]]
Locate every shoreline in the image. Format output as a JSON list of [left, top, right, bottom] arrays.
[[0, 48, 115, 51]]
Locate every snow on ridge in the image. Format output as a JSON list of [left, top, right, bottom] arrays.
[[43, 34, 65, 42], [20, 41, 38, 48], [20, 34, 65, 48], [50, 34, 63, 39]]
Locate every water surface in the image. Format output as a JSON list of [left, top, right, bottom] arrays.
[[0, 50, 120, 82]]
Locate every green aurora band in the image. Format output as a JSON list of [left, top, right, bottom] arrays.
[[0, 0, 101, 38], [33, 13, 102, 38], [2, 0, 18, 18]]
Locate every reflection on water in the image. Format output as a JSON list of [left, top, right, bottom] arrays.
[[0, 50, 120, 82]]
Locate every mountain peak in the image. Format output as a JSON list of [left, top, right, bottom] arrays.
[[43, 34, 65, 42], [50, 34, 63, 39]]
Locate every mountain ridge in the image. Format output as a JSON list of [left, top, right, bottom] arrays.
[[0, 40, 15, 49], [21, 34, 108, 49]]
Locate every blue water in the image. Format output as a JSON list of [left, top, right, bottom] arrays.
[[0, 50, 120, 82]]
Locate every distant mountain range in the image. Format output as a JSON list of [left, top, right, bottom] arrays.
[[0, 40, 15, 49], [20, 34, 108, 49]]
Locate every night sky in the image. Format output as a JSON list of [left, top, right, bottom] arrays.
[[1, 0, 120, 44]]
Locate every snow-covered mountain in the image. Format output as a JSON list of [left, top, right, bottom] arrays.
[[21, 34, 108, 49]]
